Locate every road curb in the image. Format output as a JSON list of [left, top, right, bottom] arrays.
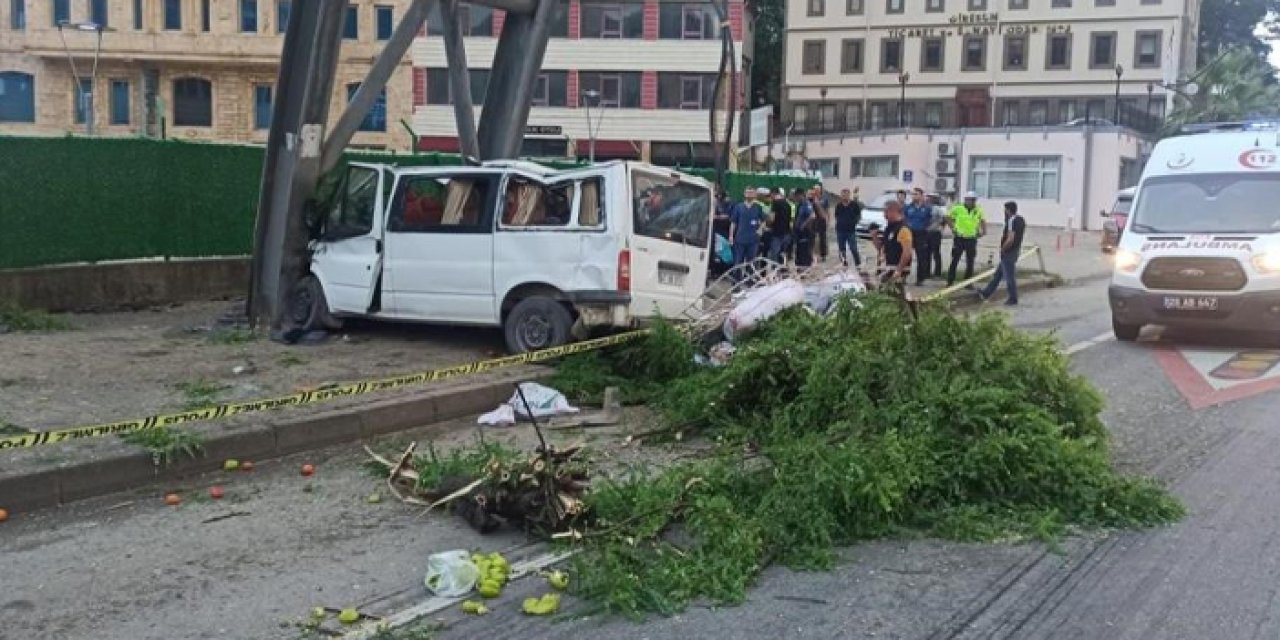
[[0, 366, 550, 513]]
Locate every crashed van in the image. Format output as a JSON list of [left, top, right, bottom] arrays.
[[291, 160, 715, 353]]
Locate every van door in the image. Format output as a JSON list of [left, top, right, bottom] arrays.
[[309, 164, 385, 314], [627, 167, 713, 318], [382, 170, 500, 324]]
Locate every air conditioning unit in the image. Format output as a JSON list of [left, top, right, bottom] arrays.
[[935, 158, 958, 174], [934, 177, 957, 193], [937, 142, 957, 157]]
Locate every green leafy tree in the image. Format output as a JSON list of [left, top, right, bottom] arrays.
[[1197, 0, 1278, 65], [1165, 47, 1280, 133], [748, 0, 784, 109]]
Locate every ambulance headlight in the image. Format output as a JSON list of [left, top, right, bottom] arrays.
[[1114, 249, 1142, 273], [1253, 253, 1280, 273]]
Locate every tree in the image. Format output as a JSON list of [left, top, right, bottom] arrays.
[[1197, 0, 1278, 65], [748, 0, 783, 109], [1164, 47, 1280, 133]]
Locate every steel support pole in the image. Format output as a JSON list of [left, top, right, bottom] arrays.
[[321, 0, 435, 173], [476, 0, 555, 159], [248, 0, 348, 330], [441, 0, 480, 159]]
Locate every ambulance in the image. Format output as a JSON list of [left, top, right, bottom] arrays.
[[1109, 122, 1280, 341]]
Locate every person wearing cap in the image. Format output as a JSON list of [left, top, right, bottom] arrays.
[[903, 187, 934, 285], [946, 191, 987, 286], [729, 186, 767, 272]]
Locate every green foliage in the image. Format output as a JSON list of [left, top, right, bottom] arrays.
[[175, 379, 228, 410], [388, 440, 521, 492], [0, 302, 72, 331], [558, 294, 1183, 618], [120, 426, 205, 467], [0, 136, 815, 269], [1164, 47, 1280, 136], [1198, 0, 1278, 66], [551, 320, 695, 405], [207, 327, 257, 345]]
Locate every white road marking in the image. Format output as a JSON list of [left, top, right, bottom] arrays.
[[1064, 331, 1115, 356]]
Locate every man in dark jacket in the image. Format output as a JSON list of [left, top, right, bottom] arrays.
[[833, 188, 862, 268], [766, 188, 793, 264]]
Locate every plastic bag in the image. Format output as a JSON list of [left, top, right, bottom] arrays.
[[477, 404, 516, 427], [424, 550, 481, 597], [725, 279, 806, 339], [509, 382, 579, 419]]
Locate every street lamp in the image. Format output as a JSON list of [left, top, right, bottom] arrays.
[[56, 21, 105, 136], [819, 86, 828, 133], [898, 72, 910, 128], [1113, 64, 1124, 124], [580, 89, 603, 164]]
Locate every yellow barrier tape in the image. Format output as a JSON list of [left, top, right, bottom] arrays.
[[0, 330, 648, 451], [921, 245, 1042, 302]]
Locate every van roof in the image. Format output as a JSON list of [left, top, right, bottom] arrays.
[[1145, 130, 1280, 179]]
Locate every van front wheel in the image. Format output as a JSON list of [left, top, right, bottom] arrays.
[[504, 297, 573, 354], [290, 275, 342, 332]]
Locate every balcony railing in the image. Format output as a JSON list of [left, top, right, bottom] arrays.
[[787, 98, 1164, 136]]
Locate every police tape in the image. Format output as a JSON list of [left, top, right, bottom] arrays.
[[0, 330, 648, 451], [921, 245, 1043, 302]]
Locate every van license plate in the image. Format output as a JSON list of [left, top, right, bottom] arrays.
[[1163, 296, 1218, 311], [658, 270, 685, 286]]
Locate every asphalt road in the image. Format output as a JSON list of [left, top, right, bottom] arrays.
[[5, 277, 1280, 640]]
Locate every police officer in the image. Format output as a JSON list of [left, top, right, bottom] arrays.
[[904, 187, 933, 285], [946, 191, 987, 286]]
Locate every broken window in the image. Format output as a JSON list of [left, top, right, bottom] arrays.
[[632, 171, 711, 248], [579, 179, 603, 227], [326, 166, 378, 239], [501, 179, 575, 227], [394, 175, 492, 232]]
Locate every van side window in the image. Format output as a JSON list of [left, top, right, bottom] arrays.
[[578, 179, 604, 227], [632, 173, 711, 248], [501, 179, 574, 228], [326, 166, 378, 239], [392, 175, 493, 233]]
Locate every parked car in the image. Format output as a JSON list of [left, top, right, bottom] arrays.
[[294, 160, 715, 353], [855, 191, 900, 239], [1101, 187, 1135, 253]]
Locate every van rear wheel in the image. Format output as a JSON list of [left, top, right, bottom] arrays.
[[504, 297, 573, 354], [1112, 318, 1140, 342]]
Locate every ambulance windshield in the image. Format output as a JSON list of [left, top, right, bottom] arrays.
[[1130, 173, 1280, 234]]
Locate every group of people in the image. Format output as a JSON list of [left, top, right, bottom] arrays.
[[716, 184, 1026, 305]]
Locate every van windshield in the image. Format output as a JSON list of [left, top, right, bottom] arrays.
[[1112, 196, 1132, 215], [1130, 173, 1280, 234], [632, 172, 712, 248]]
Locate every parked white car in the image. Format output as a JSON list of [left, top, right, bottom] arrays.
[[293, 160, 715, 353]]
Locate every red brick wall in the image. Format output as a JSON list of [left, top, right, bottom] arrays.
[[729, 1, 744, 42], [413, 68, 426, 106], [642, 0, 658, 40], [493, 10, 505, 36], [568, 0, 581, 38], [567, 70, 580, 107], [641, 70, 657, 109]]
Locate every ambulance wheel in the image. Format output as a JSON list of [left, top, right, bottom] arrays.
[[1112, 318, 1140, 342], [504, 297, 572, 354], [290, 275, 343, 332]]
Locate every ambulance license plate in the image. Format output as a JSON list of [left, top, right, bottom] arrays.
[[1163, 295, 1218, 311]]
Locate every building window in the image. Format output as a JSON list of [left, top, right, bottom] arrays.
[[850, 155, 899, 178], [133, 0, 142, 28], [580, 2, 643, 38], [548, 0, 569, 37], [1135, 30, 1161, 68], [201, 0, 210, 30], [846, 0, 864, 13], [164, 0, 181, 29], [427, 3, 495, 36], [845, 103, 862, 129], [1008, 0, 1027, 9], [241, 0, 257, 31], [0, 71, 35, 122], [343, 5, 358, 39], [921, 37, 944, 72], [1003, 35, 1027, 70], [886, 0, 903, 13], [1096, 0, 1115, 6], [869, 103, 886, 128], [792, 103, 809, 126], [1047, 33, 1071, 69], [531, 71, 568, 107], [11, 0, 25, 29], [924, 102, 942, 127], [1141, 0, 1161, 5], [1028, 100, 1047, 124], [812, 158, 839, 178], [109, 79, 129, 125], [841, 38, 864, 73], [579, 71, 641, 107], [968, 0, 986, 8], [971, 156, 1060, 200], [277, 0, 291, 32], [346, 83, 386, 132], [659, 3, 716, 39], [880, 38, 902, 73], [657, 73, 715, 109], [73, 77, 90, 124], [52, 0, 68, 25], [802, 40, 825, 74], [962, 35, 986, 71], [172, 77, 212, 127], [1090, 32, 1116, 68], [254, 85, 272, 129], [425, 68, 491, 105], [1001, 101, 1019, 125], [808, 0, 824, 15], [376, 5, 393, 39], [1051, 0, 1070, 6], [927, 0, 944, 11], [91, 0, 108, 27], [1058, 100, 1077, 122]]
